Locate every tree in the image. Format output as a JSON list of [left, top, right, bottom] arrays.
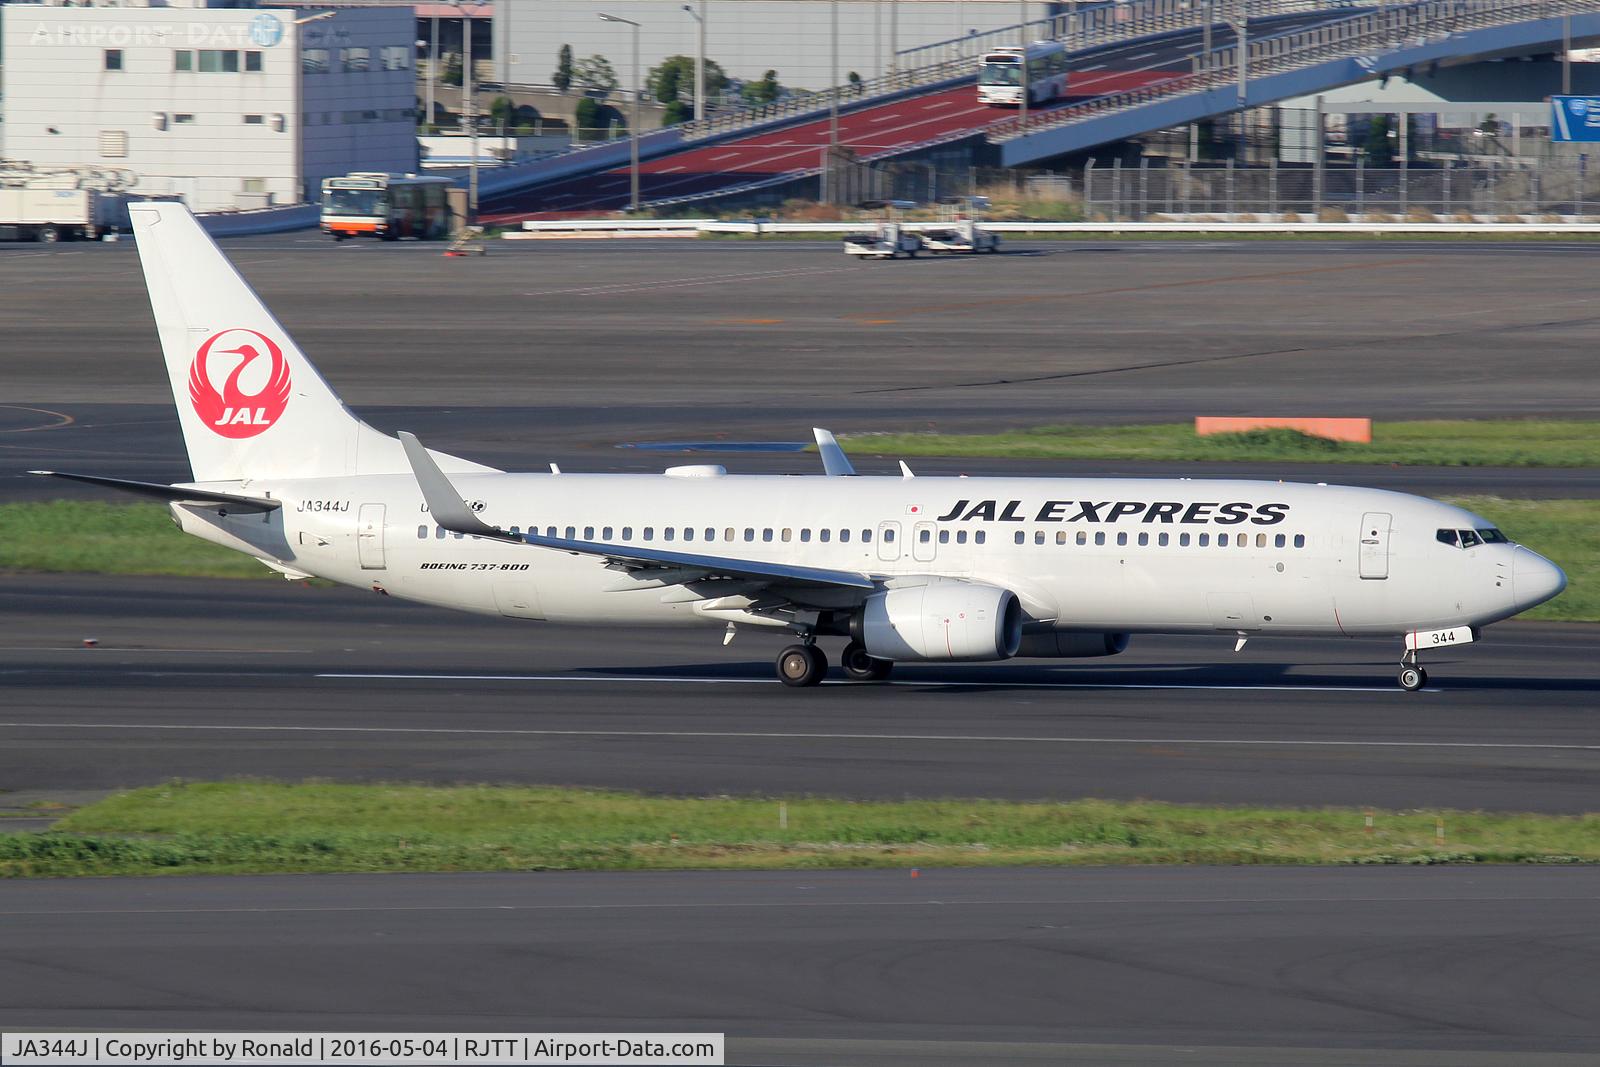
[[662, 99, 694, 126], [488, 95, 514, 130], [572, 54, 618, 94], [847, 71, 862, 89], [742, 69, 782, 106], [647, 54, 729, 104], [441, 53, 463, 88], [1363, 114, 1394, 166], [573, 96, 623, 141], [553, 44, 574, 92]]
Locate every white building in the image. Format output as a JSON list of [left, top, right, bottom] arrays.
[[1, 1, 418, 212]]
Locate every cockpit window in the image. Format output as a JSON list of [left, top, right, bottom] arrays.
[[1439, 527, 1509, 549]]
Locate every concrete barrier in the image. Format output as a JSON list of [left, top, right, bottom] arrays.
[[519, 218, 1600, 236], [1197, 417, 1372, 443]]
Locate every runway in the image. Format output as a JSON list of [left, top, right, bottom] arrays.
[[7, 236, 1600, 503], [3, 574, 1596, 813], [3, 866, 1598, 1063]]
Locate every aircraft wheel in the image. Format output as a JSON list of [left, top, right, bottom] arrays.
[[1398, 665, 1427, 691], [841, 642, 893, 681], [777, 644, 827, 687]]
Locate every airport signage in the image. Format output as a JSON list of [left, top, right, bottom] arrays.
[[1551, 96, 1600, 142]]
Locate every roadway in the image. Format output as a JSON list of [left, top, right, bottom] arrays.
[[479, 14, 1338, 219], [4, 867, 1599, 1062], [4, 574, 1597, 814]]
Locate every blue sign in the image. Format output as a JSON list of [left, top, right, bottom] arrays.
[[1551, 96, 1600, 142], [248, 13, 285, 48]]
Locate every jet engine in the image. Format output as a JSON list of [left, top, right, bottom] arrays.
[[852, 583, 1023, 662], [1016, 632, 1130, 658]]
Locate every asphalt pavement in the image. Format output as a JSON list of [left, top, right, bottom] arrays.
[[3, 866, 1598, 1063]]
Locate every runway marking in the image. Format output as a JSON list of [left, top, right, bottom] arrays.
[[10, 721, 1599, 753], [0, 405, 75, 434]]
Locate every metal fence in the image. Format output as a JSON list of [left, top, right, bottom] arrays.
[[1076, 160, 1600, 219]]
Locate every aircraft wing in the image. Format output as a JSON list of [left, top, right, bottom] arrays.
[[399, 432, 875, 594], [28, 471, 282, 513]]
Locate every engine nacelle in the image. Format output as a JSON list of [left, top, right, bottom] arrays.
[[1015, 631, 1130, 658], [853, 583, 1023, 662]]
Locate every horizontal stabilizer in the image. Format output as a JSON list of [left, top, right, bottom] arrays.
[[28, 471, 282, 513]]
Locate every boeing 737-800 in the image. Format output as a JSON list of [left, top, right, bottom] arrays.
[[33, 203, 1567, 690]]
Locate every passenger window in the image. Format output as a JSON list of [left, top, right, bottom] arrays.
[[744, 528, 755, 542], [584, 526, 595, 540], [781, 528, 792, 542], [820, 529, 831, 543], [975, 531, 986, 544], [1239, 535, 1249, 549], [841, 529, 851, 543], [1218, 533, 1229, 546], [416, 525, 427, 539], [880, 529, 892, 543], [705, 528, 715, 542], [725, 528, 735, 542], [920, 529, 932, 544], [1137, 532, 1149, 547], [436, 527, 446, 539], [644, 527, 654, 541], [603, 527, 614, 540], [682, 528, 693, 542], [565, 526, 576, 539], [509, 526, 521, 537], [762, 529, 773, 542], [1095, 531, 1106, 546], [545, 526, 556, 538], [1199, 533, 1210, 547], [1179, 532, 1190, 546], [957, 530, 968, 545], [454, 531, 463, 539], [1014, 531, 1025, 545], [1294, 534, 1306, 548], [862, 530, 872, 543], [938, 530, 949, 544], [1117, 532, 1128, 546], [1158, 532, 1169, 546], [623, 526, 633, 540], [800, 529, 811, 542], [1056, 530, 1067, 545], [1274, 534, 1286, 548], [664, 528, 675, 541]]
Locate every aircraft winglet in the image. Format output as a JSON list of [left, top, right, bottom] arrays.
[[399, 432, 515, 541], [812, 427, 856, 477]]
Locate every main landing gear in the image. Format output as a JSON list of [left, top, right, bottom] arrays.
[[1397, 649, 1429, 692], [775, 640, 895, 687]]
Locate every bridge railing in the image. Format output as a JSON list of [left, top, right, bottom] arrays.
[[988, 0, 1592, 144], [675, 0, 1367, 144]]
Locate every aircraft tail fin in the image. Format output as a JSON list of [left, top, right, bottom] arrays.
[[129, 202, 495, 482]]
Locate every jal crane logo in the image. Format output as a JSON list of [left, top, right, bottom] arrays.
[[189, 328, 292, 438]]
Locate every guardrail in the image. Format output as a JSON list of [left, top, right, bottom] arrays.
[[515, 217, 1600, 236], [989, 0, 1593, 144], [674, 0, 1367, 144]]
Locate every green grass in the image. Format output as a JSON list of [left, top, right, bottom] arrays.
[[1, 781, 1594, 878], [0, 500, 269, 579], [846, 421, 1600, 466]]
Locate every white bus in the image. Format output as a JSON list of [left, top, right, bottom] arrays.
[[320, 173, 452, 241], [977, 42, 1069, 107]]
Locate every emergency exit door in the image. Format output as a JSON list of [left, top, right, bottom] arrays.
[[912, 521, 937, 562], [358, 504, 386, 570], [1358, 511, 1390, 580]]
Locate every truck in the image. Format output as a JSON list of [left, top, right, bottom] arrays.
[[0, 186, 114, 242]]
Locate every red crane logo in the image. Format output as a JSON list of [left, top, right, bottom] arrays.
[[189, 328, 292, 439]]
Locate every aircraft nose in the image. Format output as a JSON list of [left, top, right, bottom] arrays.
[[1512, 547, 1566, 611]]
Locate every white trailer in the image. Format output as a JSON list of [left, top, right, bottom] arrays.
[[842, 200, 924, 260], [0, 187, 109, 242], [920, 196, 1001, 254]]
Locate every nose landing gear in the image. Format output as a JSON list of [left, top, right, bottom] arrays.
[[1398, 650, 1429, 692]]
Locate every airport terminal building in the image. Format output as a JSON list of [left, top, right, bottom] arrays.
[[0, 1, 417, 212]]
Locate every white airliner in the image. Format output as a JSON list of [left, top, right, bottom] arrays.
[[35, 203, 1566, 690]]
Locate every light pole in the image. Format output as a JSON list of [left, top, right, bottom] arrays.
[[1017, 0, 1028, 132], [426, 14, 438, 130], [682, 3, 706, 122], [599, 12, 641, 212], [450, 3, 485, 223]]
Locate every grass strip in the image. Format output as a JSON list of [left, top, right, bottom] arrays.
[[3, 781, 1595, 878], [845, 421, 1600, 467], [0, 493, 1594, 620]]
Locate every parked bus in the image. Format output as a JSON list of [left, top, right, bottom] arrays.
[[320, 173, 452, 241], [977, 42, 1069, 107]]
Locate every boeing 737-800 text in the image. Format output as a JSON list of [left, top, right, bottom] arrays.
[[33, 204, 1567, 690]]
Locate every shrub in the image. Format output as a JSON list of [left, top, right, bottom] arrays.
[[573, 54, 618, 94], [1364, 209, 1395, 223], [1318, 206, 1349, 223], [662, 99, 694, 126], [574, 96, 603, 140], [1453, 210, 1477, 224], [1405, 207, 1437, 223], [1281, 210, 1302, 223]]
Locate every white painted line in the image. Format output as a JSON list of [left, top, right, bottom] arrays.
[[318, 672, 1410, 695], [660, 165, 686, 173], [923, 100, 951, 110], [3, 721, 1592, 752], [1079, 63, 1106, 71], [711, 151, 740, 161]]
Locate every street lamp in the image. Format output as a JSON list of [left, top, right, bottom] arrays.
[[682, 3, 706, 123], [599, 12, 641, 212]]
